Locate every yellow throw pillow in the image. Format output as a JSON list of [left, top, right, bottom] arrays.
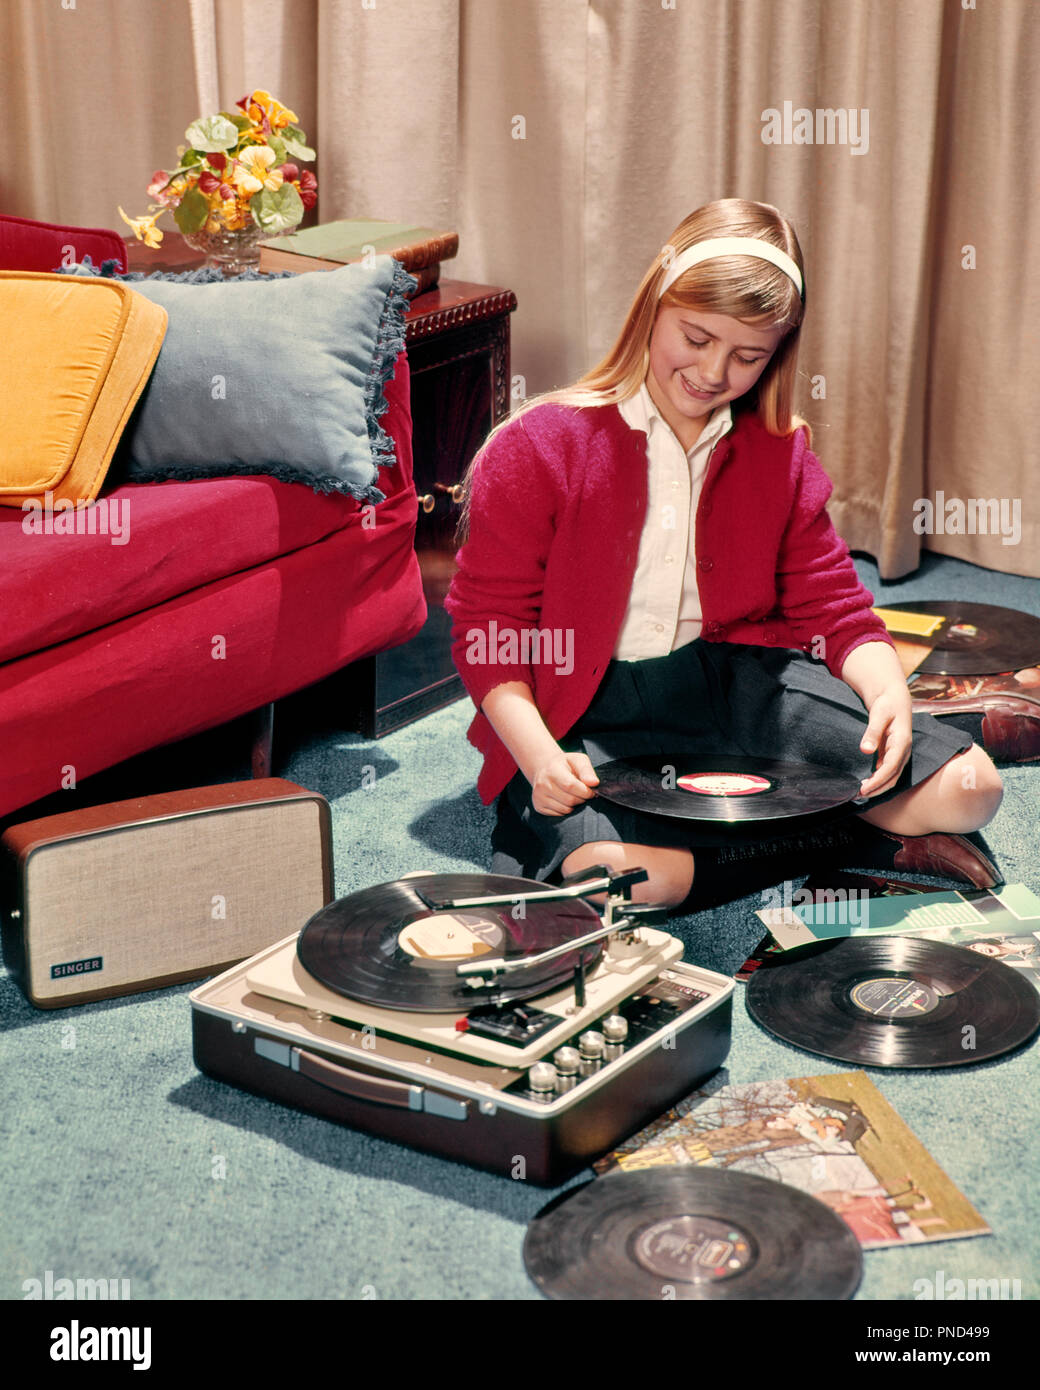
[[0, 271, 167, 507]]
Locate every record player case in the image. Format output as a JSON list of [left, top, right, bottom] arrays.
[[190, 882, 735, 1186]]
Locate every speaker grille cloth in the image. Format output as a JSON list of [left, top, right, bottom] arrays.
[[25, 799, 326, 997]]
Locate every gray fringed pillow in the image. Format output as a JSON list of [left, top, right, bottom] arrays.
[[64, 257, 416, 503]]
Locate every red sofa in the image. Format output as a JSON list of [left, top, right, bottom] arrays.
[[0, 220, 426, 818]]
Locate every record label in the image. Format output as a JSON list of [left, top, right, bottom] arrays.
[[849, 976, 942, 1018], [595, 754, 860, 825], [676, 773, 772, 796], [631, 1215, 755, 1284], [396, 912, 505, 961]]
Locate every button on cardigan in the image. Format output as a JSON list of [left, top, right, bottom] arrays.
[[445, 399, 894, 805]]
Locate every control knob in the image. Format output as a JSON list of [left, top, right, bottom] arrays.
[[528, 1061, 558, 1094], [602, 1014, 628, 1043]]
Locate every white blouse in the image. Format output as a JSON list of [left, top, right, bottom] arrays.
[[613, 383, 733, 660]]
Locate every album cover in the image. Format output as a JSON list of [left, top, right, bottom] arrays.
[[733, 933, 784, 983], [593, 1071, 990, 1250], [908, 667, 1040, 707], [755, 882, 1040, 994], [735, 874, 935, 981]]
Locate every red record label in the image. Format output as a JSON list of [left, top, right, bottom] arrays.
[[676, 773, 772, 797]]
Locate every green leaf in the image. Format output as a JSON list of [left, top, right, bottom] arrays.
[[172, 187, 210, 234], [251, 182, 305, 233], [180, 148, 202, 167], [281, 127, 316, 161], [184, 114, 239, 153], [223, 112, 254, 132], [267, 136, 287, 166]]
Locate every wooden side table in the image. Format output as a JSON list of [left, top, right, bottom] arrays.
[[123, 236, 517, 738], [366, 280, 516, 735]]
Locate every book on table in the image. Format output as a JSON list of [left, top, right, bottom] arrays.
[[258, 219, 459, 294]]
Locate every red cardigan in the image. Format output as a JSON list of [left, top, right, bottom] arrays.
[[445, 401, 893, 804]]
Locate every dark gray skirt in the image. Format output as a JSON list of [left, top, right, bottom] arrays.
[[490, 640, 973, 882]]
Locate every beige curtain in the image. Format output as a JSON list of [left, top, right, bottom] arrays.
[[2, 0, 1035, 578]]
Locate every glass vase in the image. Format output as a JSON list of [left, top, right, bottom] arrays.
[[181, 223, 267, 276]]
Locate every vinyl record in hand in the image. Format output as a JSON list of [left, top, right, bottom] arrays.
[[595, 754, 861, 824], [524, 1167, 862, 1300], [746, 935, 1040, 1067], [296, 873, 603, 1012], [883, 601, 1040, 675]]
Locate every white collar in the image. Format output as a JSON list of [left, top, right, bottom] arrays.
[[620, 380, 732, 455]]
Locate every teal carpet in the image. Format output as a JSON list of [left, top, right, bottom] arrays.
[[2, 552, 1038, 1302]]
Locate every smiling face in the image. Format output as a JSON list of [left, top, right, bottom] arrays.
[[646, 305, 785, 450]]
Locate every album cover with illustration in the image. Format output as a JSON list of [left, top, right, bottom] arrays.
[[593, 1071, 989, 1250]]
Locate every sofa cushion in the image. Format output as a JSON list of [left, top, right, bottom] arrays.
[[0, 212, 128, 275], [0, 350, 414, 666], [0, 476, 427, 818], [111, 257, 414, 504], [2, 475, 357, 665], [0, 272, 167, 507]]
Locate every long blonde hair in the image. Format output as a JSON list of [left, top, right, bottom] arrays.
[[458, 198, 807, 539]]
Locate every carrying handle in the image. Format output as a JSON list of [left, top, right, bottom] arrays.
[[295, 1049, 420, 1109]]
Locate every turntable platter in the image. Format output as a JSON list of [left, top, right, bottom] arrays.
[[296, 874, 605, 1012]]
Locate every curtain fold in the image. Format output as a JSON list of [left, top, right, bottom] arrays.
[[1, 0, 1034, 578]]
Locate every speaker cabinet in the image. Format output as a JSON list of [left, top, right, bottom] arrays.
[[1, 780, 332, 1008]]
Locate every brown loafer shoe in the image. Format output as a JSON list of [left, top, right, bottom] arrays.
[[911, 693, 1040, 763], [879, 830, 1003, 889], [980, 703, 1040, 762]]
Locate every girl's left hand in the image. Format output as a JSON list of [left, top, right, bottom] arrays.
[[857, 690, 913, 798]]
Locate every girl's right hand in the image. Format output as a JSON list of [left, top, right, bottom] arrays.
[[530, 751, 600, 817]]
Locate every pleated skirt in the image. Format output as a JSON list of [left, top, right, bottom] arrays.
[[490, 641, 973, 882]]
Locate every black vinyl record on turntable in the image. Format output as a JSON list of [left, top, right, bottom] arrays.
[[524, 1167, 863, 1300], [594, 753, 862, 827], [296, 873, 604, 1012], [746, 935, 1040, 1068], [883, 600, 1040, 675]]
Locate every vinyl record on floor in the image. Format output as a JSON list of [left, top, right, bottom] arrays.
[[746, 935, 1040, 1068], [595, 754, 861, 823], [882, 601, 1040, 675], [296, 873, 603, 1012], [523, 1168, 862, 1301]]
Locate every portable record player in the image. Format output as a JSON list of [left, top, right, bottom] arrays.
[[190, 867, 734, 1184]]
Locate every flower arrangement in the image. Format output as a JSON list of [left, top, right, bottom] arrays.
[[120, 90, 317, 248]]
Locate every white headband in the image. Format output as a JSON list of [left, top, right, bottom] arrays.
[[658, 236, 804, 299]]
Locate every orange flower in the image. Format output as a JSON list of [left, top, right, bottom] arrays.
[[118, 207, 164, 248], [236, 88, 298, 134]]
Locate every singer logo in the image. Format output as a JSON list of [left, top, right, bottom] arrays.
[[50, 955, 103, 979]]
